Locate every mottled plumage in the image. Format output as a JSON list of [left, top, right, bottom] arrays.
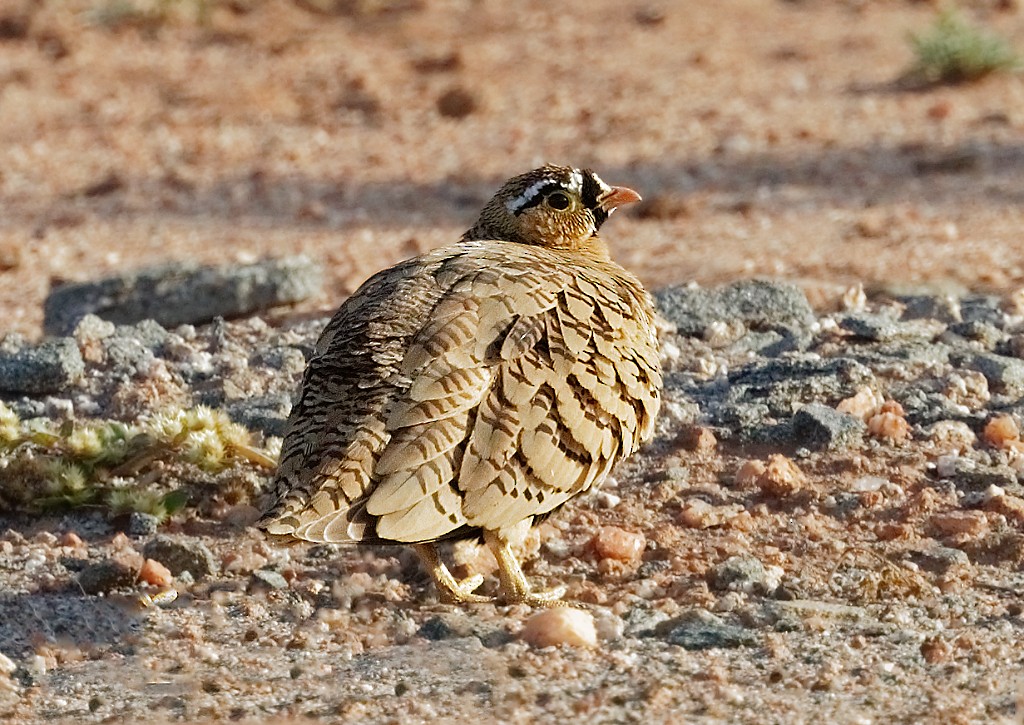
[[260, 165, 662, 606]]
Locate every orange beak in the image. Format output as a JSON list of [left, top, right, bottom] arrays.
[[599, 185, 642, 213]]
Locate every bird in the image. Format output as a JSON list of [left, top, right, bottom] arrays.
[[260, 164, 662, 607]]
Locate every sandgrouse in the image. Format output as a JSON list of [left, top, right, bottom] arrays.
[[260, 165, 662, 606]]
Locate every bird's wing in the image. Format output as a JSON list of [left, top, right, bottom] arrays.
[[260, 254, 451, 542], [364, 251, 661, 541], [455, 264, 661, 535]]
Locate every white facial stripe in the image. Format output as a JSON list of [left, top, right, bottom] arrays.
[[567, 170, 583, 193], [505, 168, 589, 214], [505, 179, 553, 213]]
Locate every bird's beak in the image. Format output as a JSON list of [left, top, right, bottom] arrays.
[[598, 186, 642, 214]]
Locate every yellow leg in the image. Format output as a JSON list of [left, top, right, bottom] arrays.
[[483, 530, 569, 608], [414, 543, 492, 604]]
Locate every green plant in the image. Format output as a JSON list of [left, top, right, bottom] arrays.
[[906, 8, 1019, 85], [0, 403, 276, 522]]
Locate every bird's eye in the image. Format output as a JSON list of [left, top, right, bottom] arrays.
[[546, 191, 570, 210]]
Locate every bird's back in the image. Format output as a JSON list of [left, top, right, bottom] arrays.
[[260, 239, 661, 545]]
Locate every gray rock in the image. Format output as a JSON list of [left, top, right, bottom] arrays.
[[250, 569, 289, 590], [226, 393, 294, 437], [0, 337, 84, 394], [958, 352, 1024, 397], [120, 319, 170, 350], [839, 311, 903, 342], [908, 545, 970, 573], [78, 560, 136, 595], [142, 536, 218, 578], [415, 612, 507, 646], [959, 295, 1005, 327], [945, 321, 1006, 350], [655, 280, 814, 337], [103, 336, 155, 377], [709, 555, 776, 595], [43, 255, 322, 335], [899, 294, 962, 324], [653, 608, 759, 650], [622, 606, 672, 637], [127, 512, 160, 537], [716, 354, 876, 421], [790, 403, 865, 451]]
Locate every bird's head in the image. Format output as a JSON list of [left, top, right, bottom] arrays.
[[462, 165, 641, 250]]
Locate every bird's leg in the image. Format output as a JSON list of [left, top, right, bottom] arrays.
[[414, 543, 492, 604], [483, 530, 569, 608]]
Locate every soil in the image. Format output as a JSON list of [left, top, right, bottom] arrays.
[[2, 1, 1024, 723]]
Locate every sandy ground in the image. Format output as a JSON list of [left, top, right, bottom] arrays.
[[2, 0, 1023, 338], [2, 1, 1024, 723]]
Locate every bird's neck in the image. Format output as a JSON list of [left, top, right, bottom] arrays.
[[572, 235, 612, 262]]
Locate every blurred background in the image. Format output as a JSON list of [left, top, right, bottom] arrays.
[[1, 0, 1022, 338]]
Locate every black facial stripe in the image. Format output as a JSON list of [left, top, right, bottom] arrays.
[[511, 181, 564, 216], [581, 169, 604, 211]]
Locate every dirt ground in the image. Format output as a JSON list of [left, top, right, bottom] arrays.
[[2, 0, 1024, 723], [2, 0, 1023, 337]]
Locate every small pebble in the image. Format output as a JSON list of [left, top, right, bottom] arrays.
[[521, 608, 598, 648], [139, 558, 173, 587], [836, 386, 883, 421], [60, 531, 85, 549], [590, 526, 645, 563], [983, 415, 1019, 449], [931, 510, 989, 537], [755, 455, 805, 498]]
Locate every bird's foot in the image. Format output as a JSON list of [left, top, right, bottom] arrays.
[[436, 573, 494, 605], [503, 583, 574, 608]]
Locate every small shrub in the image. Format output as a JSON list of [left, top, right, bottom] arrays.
[[906, 8, 1019, 85], [0, 404, 276, 521]]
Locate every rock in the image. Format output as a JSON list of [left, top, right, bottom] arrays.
[[225, 393, 293, 437], [790, 403, 866, 451], [957, 353, 1024, 397], [908, 545, 970, 573], [839, 310, 903, 342], [706, 357, 876, 441], [709, 555, 781, 595], [899, 295, 961, 324], [622, 606, 671, 637], [589, 526, 645, 563], [142, 536, 218, 579], [102, 337, 153, 377], [959, 295, 1005, 327], [653, 609, 758, 650], [654, 280, 814, 337], [127, 513, 160, 537], [946, 321, 1006, 350], [250, 569, 289, 590], [520, 609, 597, 648], [43, 256, 323, 335], [0, 337, 84, 394], [418, 616, 461, 641], [78, 559, 136, 595], [0, 652, 16, 676], [138, 558, 174, 587]]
